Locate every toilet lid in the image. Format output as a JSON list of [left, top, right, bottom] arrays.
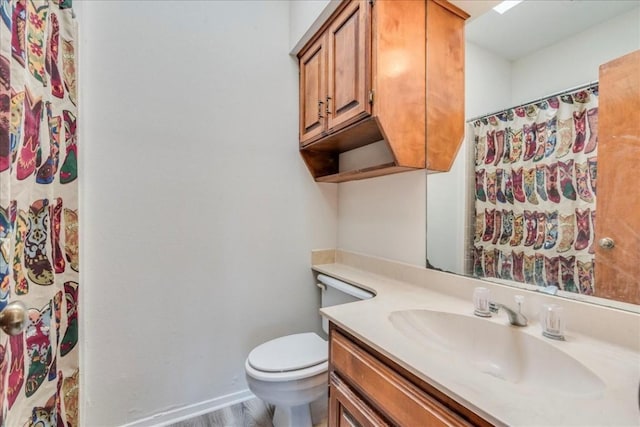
[[248, 333, 327, 373]]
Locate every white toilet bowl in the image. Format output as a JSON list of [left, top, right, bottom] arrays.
[[245, 332, 328, 427], [244, 275, 374, 427]]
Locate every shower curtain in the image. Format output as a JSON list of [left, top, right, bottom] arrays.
[[472, 86, 598, 296], [0, 0, 79, 425]]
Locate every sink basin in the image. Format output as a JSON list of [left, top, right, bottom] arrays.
[[389, 310, 605, 396]]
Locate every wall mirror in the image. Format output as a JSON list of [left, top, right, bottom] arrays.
[[427, 0, 640, 312]]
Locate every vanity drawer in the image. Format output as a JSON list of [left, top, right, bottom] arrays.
[[329, 372, 389, 427], [330, 329, 474, 427]]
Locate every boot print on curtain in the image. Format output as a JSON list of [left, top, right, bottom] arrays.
[[545, 163, 561, 203], [511, 167, 525, 203], [510, 213, 524, 246], [512, 251, 524, 283], [24, 199, 54, 286], [35, 103, 61, 184], [558, 159, 577, 200], [16, 89, 42, 181], [556, 117, 574, 158], [0, 0, 79, 424], [507, 127, 523, 163], [472, 86, 598, 295], [535, 164, 547, 202], [25, 302, 53, 398]]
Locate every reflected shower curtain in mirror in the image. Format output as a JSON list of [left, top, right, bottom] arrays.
[[0, 0, 78, 425], [471, 87, 598, 295]]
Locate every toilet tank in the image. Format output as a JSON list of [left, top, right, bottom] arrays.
[[317, 274, 373, 333]]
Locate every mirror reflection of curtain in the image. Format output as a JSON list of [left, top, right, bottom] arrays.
[[0, 0, 79, 425], [471, 86, 598, 295]]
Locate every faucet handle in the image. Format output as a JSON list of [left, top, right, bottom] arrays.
[[541, 304, 566, 340], [473, 287, 492, 317], [514, 295, 524, 313]]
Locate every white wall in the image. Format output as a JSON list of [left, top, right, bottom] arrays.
[[427, 7, 640, 274], [511, 7, 640, 105], [337, 171, 426, 266], [78, 1, 337, 425]]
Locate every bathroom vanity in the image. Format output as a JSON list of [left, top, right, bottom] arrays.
[[329, 325, 490, 426], [314, 250, 640, 427]]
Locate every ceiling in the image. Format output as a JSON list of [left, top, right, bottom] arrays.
[[450, 0, 640, 60]]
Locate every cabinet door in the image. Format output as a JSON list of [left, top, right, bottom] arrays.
[[329, 373, 388, 427], [326, 0, 371, 133], [300, 36, 327, 145], [331, 330, 473, 427], [595, 50, 640, 304]]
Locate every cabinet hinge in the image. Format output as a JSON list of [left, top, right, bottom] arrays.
[[368, 90, 374, 104]]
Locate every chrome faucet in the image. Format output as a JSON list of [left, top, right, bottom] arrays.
[[489, 295, 528, 327]]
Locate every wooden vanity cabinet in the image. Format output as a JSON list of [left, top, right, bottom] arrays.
[[328, 324, 492, 427], [298, 0, 469, 183]]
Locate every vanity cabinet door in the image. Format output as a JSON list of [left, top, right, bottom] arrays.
[[326, 0, 372, 133]]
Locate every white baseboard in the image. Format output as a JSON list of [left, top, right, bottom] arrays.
[[120, 389, 255, 427]]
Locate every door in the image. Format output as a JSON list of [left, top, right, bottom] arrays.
[[595, 50, 640, 304], [326, 0, 371, 133], [299, 35, 327, 145]]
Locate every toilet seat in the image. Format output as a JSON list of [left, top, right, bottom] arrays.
[[246, 333, 328, 382]]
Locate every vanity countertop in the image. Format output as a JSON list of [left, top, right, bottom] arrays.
[[314, 255, 640, 427]]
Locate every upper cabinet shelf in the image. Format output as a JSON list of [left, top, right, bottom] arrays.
[[297, 0, 469, 183]]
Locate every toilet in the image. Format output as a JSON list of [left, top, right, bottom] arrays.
[[245, 274, 373, 427]]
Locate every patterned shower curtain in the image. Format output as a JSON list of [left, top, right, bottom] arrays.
[[0, 0, 78, 425], [472, 87, 598, 295]]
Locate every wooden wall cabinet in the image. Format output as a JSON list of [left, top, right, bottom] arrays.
[[298, 0, 469, 183], [300, 0, 371, 146], [328, 325, 492, 427]]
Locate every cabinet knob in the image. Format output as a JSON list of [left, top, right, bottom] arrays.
[[326, 96, 332, 115], [598, 237, 615, 250]]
